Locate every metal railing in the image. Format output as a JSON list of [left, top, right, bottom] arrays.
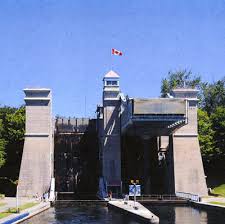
[[175, 192, 200, 202], [129, 194, 185, 201]]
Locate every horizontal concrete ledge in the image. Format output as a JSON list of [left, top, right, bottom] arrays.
[[191, 201, 225, 212], [23, 88, 51, 92], [56, 132, 84, 135], [25, 133, 49, 137], [108, 200, 159, 223], [1, 202, 50, 224], [24, 97, 51, 101], [104, 98, 120, 101], [55, 200, 108, 206], [104, 134, 120, 137], [173, 134, 198, 137], [138, 200, 188, 205]]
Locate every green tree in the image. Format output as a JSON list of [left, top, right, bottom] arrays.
[[211, 106, 225, 156], [0, 106, 25, 188], [198, 109, 214, 159], [4, 106, 25, 143], [200, 78, 225, 115], [161, 79, 170, 97], [160, 69, 201, 97], [0, 119, 6, 168]]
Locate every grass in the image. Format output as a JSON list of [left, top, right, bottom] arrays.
[[212, 184, 225, 197], [0, 202, 38, 219], [0, 202, 6, 207], [0, 212, 11, 219], [209, 201, 225, 206], [0, 194, 5, 199]]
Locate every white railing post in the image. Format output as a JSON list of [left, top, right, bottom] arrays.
[[49, 178, 55, 202]]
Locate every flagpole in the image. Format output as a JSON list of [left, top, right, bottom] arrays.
[[111, 48, 122, 70], [111, 49, 113, 70]]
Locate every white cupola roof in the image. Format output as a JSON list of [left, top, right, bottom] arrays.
[[104, 70, 120, 78]]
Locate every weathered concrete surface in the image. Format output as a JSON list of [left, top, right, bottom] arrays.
[[102, 102, 121, 186], [18, 89, 54, 198], [102, 71, 121, 188], [108, 200, 159, 223], [121, 97, 187, 136], [133, 98, 186, 115], [172, 89, 208, 196], [173, 137, 208, 196]]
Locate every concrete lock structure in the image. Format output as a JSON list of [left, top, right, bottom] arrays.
[[18, 89, 54, 197], [18, 70, 208, 198]]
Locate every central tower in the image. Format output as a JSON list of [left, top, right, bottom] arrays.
[[102, 70, 121, 193]]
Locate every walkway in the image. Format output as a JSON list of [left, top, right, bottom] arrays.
[[0, 197, 37, 213]]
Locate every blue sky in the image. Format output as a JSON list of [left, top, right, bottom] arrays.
[[0, 0, 224, 117]]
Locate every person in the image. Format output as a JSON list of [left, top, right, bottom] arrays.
[[43, 192, 49, 202], [35, 192, 39, 201], [108, 190, 112, 200]]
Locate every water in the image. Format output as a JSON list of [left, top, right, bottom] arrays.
[[23, 204, 225, 224]]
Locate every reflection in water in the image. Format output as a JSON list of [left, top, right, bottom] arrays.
[[148, 205, 225, 224], [175, 206, 207, 224], [23, 205, 140, 224], [23, 204, 225, 224]]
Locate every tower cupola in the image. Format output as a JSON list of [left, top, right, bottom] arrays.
[[103, 70, 120, 101]]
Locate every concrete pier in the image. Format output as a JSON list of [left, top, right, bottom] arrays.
[[18, 89, 54, 197], [108, 200, 159, 223]]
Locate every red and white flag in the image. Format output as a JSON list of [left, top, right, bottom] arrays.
[[112, 48, 123, 56]]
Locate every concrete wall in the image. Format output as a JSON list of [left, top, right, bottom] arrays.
[[171, 89, 208, 196], [101, 71, 121, 188], [133, 98, 186, 115], [172, 136, 208, 196], [18, 89, 53, 197], [102, 101, 121, 187]]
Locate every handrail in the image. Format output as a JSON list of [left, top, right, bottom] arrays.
[[128, 194, 186, 201], [175, 192, 200, 202], [49, 178, 55, 202]]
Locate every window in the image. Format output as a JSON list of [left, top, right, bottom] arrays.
[[106, 80, 118, 86]]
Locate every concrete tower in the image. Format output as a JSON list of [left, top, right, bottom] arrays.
[[171, 88, 208, 196], [102, 70, 121, 192], [18, 88, 54, 197]]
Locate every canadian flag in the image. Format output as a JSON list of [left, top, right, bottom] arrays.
[[112, 48, 123, 56]]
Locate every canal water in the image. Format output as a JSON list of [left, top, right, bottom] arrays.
[[23, 204, 225, 224]]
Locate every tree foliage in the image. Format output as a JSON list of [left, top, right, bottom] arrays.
[[160, 71, 225, 166], [200, 78, 225, 115], [160, 69, 201, 97], [197, 109, 214, 158], [0, 106, 25, 169], [5, 107, 25, 142], [211, 106, 225, 155], [0, 119, 6, 168]]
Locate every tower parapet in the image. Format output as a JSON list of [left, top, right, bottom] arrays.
[[103, 70, 120, 101]]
